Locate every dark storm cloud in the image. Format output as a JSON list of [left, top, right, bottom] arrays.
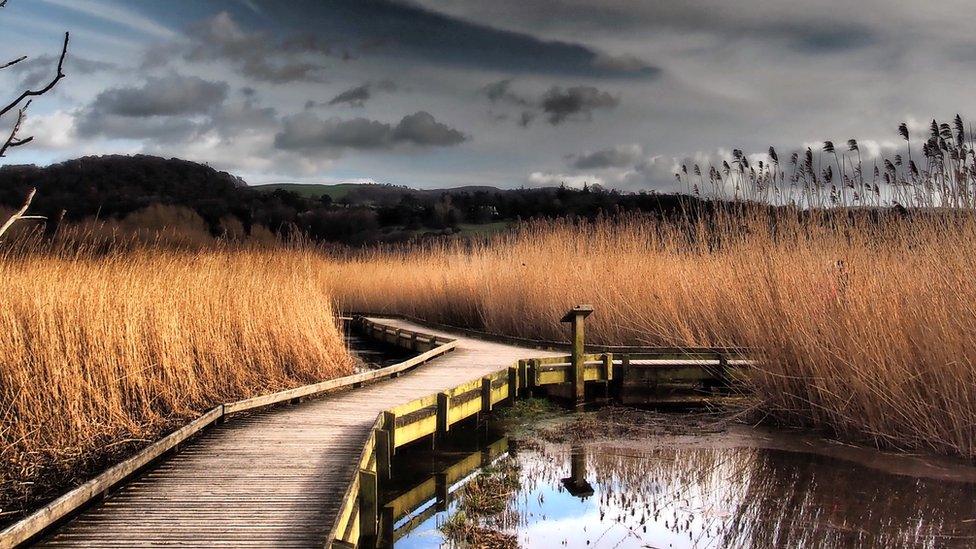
[[784, 23, 879, 53], [159, 12, 331, 83], [76, 112, 202, 142], [274, 111, 466, 153], [328, 84, 370, 107], [481, 80, 619, 126], [209, 100, 278, 138], [481, 79, 530, 106], [542, 86, 619, 124], [414, 1, 881, 55], [88, 73, 228, 117], [327, 80, 397, 107], [9, 53, 118, 90], [573, 145, 642, 169], [242, 0, 659, 79], [392, 111, 466, 146], [75, 73, 238, 143], [77, 92, 279, 147]]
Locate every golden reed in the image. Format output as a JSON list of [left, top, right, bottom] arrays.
[[0, 243, 352, 510], [322, 209, 976, 459]]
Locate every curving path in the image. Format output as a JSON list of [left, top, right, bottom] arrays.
[[36, 318, 559, 548]]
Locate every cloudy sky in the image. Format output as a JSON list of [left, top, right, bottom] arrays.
[[0, 0, 972, 190]]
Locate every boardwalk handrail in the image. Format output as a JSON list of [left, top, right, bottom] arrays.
[[0, 320, 457, 549], [347, 312, 752, 357]]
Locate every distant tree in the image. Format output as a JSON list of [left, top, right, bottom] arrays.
[[0, 0, 69, 238]]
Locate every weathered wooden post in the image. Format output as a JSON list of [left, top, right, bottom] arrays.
[[507, 365, 519, 401], [358, 469, 378, 544], [481, 376, 493, 413], [561, 305, 593, 406], [436, 392, 451, 434]]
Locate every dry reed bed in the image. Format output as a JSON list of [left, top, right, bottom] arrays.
[[0, 246, 352, 512], [321, 212, 976, 459]]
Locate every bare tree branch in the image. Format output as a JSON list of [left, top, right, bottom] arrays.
[[0, 100, 30, 158], [0, 188, 46, 239], [0, 32, 69, 118], [0, 1, 69, 239], [0, 55, 26, 70]]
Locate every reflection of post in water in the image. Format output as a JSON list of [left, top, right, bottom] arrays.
[[377, 436, 511, 546], [434, 472, 448, 511], [561, 445, 594, 499]]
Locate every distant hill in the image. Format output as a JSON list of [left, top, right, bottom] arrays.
[[253, 182, 510, 206], [252, 183, 360, 200], [0, 155, 249, 225], [0, 154, 705, 245]]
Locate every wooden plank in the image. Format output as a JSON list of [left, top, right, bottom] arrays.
[[1, 406, 224, 549], [394, 415, 437, 448], [537, 366, 571, 385], [224, 339, 458, 414], [448, 394, 482, 426]]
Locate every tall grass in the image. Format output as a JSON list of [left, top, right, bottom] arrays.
[[321, 210, 976, 459], [0, 243, 352, 511], [679, 116, 976, 209]]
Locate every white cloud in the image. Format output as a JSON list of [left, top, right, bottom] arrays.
[[527, 171, 604, 188], [37, 0, 177, 39], [21, 110, 77, 149]]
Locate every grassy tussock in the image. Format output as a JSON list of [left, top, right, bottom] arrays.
[[0, 246, 352, 509], [323, 211, 976, 458]]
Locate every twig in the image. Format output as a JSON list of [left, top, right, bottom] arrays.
[[0, 32, 69, 118], [0, 55, 26, 70]]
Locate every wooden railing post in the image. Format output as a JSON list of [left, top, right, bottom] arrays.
[[358, 469, 378, 544], [379, 410, 396, 477], [481, 376, 493, 413], [437, 392, 450, 434], [561, 305, 593, 406], [507, 366, 518, 401], [375, 427, 392, 482]]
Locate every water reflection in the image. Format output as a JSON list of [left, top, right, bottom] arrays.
[[385, 427, 976, 548]]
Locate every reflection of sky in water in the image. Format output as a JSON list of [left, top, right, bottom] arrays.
[[392, 441, 976, 548]]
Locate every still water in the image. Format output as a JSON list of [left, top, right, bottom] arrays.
[[344, 322, 415, 370], [385, 416, 976, 548]]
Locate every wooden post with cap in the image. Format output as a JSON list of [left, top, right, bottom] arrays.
[[561, 305, 593, 406]]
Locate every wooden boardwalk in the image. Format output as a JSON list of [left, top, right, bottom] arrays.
[[36, 318, 559, 548]]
